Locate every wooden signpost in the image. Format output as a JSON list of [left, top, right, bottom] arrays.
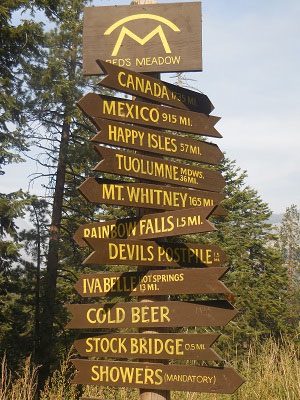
[[73, 333, 222, 360], [73, 268, 232, 297], [72, 360, 244, 394], [82, 237, 227, 268], [77, 177, 226, 216], [91, 119, 223, 164], [66, 300, 238, 329], [77, 93, 221, 137], [68, 4, 244, 397], [93, 146, 225, 192], [96, 60, 213, 113]]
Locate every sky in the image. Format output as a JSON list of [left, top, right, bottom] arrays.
[[2, 0, 300, 214]]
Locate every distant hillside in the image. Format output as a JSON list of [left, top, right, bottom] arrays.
[[268, 213, 283, 225]]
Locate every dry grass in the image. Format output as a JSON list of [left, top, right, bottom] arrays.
[[0, 356, 38, 400], [0, 338, 299, 400], [172, 338, 300, 400], [39, 350, 78, 400]]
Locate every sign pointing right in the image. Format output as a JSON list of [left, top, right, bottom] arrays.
[[91, 119, 223, 164], [82, 238, 227, 268], [66, 300, 238, 329], [71, 360, 245, 394], [73, 268, 232, 297]]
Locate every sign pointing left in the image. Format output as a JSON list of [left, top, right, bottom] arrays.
[[73, 206, 216, 243], [93, 146, 226, 192], [97, 60, 214, 114], [77, 93, 221, 137]]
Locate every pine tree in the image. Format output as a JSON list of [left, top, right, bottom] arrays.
[[19, 197, 49, 363], [0, 0, 45, 173], [214, 159, 294, 347], [279, 204, 300, 282], [0, 190, 34, 367], [278, 204, 300, 333], [22, 0, 111, 385], [183, 157, 295, 353]]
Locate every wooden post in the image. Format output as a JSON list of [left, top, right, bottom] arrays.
[[135, 89, 170, 400], [131, 1, 170, 396]]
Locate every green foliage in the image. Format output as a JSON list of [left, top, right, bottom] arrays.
[[0, 190, 29, 272], [0, 1, 44, 173], [278, 204, 300, 333], [279, 204, 300, 280], [0, 193, 49, 368], [186, 158, 295, 352]]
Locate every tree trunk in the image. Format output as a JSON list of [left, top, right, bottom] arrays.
[[37, 116, 71, 389], [32, 204, 41, 364]]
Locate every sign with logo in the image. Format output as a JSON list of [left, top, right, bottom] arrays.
[[93, 146, 225, 192], [77, 94, 221, 137], [91, 119, 223, 165], [83, 238, 227, 268], [77, 178, 226, 220], [83, 3, 202, 74], [97, 60, 212, 113], [73, 268, 231, 297], [73, 333, 221, 360], [66, 300, 237, 329], [72, 360, 244, 393]]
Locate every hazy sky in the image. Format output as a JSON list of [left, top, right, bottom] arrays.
[[1, 0, 299, 213]]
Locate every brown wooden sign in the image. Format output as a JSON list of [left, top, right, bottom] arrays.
[[73, 268, 231, 297], [77, 94, 221, 138], [66, 300, 237, 329], [73, 207, 216, 244], [72, 360, 244, 394], [78, 177, 226, 217], [83, 238, 227, 268], [91, 119, 222, 165], [93, 146, 225, 192], [96, 60, 213, 114], [73, 333, 221, 361], [83, 3, 202, 75]]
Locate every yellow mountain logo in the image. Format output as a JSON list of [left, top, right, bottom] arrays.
[[104, 14, 181, 57]]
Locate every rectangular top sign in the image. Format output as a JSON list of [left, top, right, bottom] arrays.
[[83, 2, 202, 75]]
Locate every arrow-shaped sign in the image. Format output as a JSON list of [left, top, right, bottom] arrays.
[[78, 177, 226, 219], [77, 93, 221, 137], [71, 360, 244, 394], [83, 238, 227, 268], [73, 206, 216, 244], [91, 119, 223, 165], [96, 59, 214, 114], [66, 300, 238, 329], [73, 268, 231, 297], [73, 333, 221, 360], [93, 146, 225, 192]]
